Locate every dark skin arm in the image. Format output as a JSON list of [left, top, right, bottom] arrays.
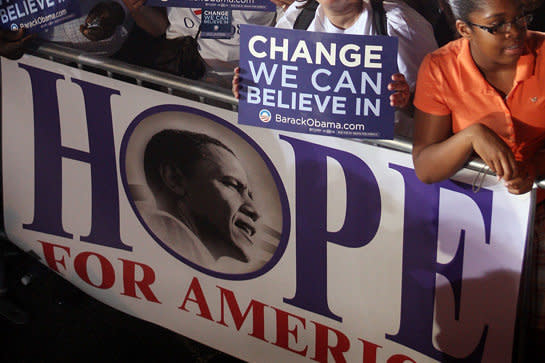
[[122, 0, 168, 37], [0, 29, 34, 60], [412, 107, 519, 184]]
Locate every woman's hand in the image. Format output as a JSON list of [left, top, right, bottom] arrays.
[[388, 73, 410, 108], [504, 150, 545, 195], [503, 162, 535, 194], [468, 123, 518, 181], [0, 29, 34, 60], [232, 67, 241, 99], [412, 110, 519, 185]]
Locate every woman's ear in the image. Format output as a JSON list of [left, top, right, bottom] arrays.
[[159, 161, 186, 196], [456, 19, 473, 39]]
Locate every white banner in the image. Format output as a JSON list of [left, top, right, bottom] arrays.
[[1, 55, 533, 362]]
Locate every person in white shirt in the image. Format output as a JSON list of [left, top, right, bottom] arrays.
[[166, 8, 276, 74], [122, 0, 276, 85], [233, 0, 438, 136], [276, 0, 436, 91]]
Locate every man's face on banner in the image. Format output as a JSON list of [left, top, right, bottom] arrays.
[[181, 144, 260, 261]]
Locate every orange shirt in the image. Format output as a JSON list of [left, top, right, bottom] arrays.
[[414, 31, 545, 162]]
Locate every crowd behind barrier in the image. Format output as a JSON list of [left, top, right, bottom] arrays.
[[17, 40, 545, 192], [1, 0, 545, 358], [0, 0, 544, 75]]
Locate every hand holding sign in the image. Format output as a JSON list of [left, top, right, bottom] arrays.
[[0, 28, 33, 60], [387, 73, 409, 108], [232, 66, 241, 99]]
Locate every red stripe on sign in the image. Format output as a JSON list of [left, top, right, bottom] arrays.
[[194, 9, 202, 15]]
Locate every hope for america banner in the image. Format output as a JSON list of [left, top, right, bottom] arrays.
[[2, 55, 533, 362]]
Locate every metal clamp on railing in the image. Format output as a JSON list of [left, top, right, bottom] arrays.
[[27, 41, 545, 190]]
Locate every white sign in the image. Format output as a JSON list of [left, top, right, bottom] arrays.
[[1, 55, 533, 362]]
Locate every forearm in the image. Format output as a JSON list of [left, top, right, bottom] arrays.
[[413, 129, 475, 184], [0, 29, 32, 60], [412, 107, 519, 183], [130, 6, 168, 37]]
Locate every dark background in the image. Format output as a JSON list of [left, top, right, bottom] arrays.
[[0, 241, 242, 363]]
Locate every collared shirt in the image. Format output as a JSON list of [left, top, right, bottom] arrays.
[[414, 31, 545, 162], [276, 0, 437, 137], [276, 0, 438, 90]]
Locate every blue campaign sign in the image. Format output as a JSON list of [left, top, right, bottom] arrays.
[[200, 8, 232, 38], [145, 0, 275, 12], [237, 25, 399, 139], [0, 0, 80, 33]]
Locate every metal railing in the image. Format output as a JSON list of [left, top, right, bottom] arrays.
[[27, 42, 545, 189]]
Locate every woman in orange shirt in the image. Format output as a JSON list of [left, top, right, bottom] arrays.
[[413, 0, 544, 191], [412, 0, 545, 339]]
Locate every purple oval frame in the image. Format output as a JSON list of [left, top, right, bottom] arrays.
[[120, 104, 291, 280]]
